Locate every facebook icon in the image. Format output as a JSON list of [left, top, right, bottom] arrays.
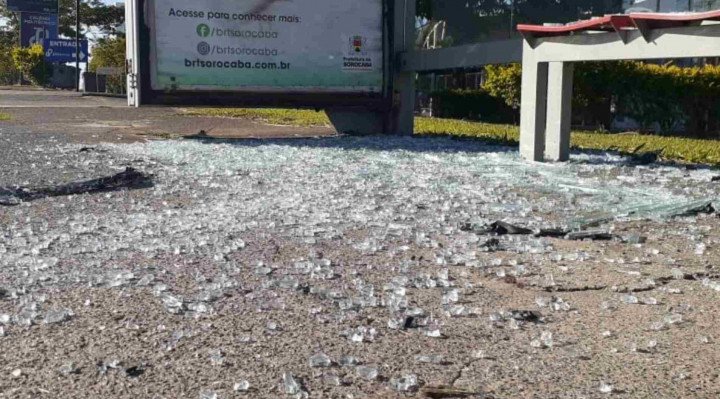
[[197, 24, 210, 38]]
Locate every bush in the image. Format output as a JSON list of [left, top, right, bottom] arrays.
[[430, 89, 517, 124], [11, 44, 49, 86], [0, 43, 19, 85], [483, 64, 522, 109], [616, 62, 720, 137], [89, 37, 126, 93], [482, 61, 720, 137]]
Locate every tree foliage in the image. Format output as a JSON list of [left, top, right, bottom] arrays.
[[88, 37, 125, 71], [0, 41, 19, 84], [472, 62, 720, 136], [12, 44, 48, 85], [89, 36, 125, 93], [0, 0, 124, 39], [483, 63, 522, 109]]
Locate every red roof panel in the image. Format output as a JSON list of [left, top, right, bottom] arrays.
[[517, 10, 720, 39]]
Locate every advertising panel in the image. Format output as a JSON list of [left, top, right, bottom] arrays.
[[150, 0, 384, 93]]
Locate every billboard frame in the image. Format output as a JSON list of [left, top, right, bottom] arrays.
[[128, 0, 394, 111], [7, 0, 59, 14]]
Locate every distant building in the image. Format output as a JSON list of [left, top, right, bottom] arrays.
[[624, 0, 720, 12]]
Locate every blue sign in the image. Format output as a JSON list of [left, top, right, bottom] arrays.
[[44, 39, 89, 63], [20, 12, 58, 48], [7, 0, 58, 14]]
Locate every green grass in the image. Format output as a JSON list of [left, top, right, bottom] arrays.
[[186, 108, 331, 127], [183, 108, 720, 166], [0, 112, 10, 121]]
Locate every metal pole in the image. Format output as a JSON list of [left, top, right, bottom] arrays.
[[75, 0, 80, 92], [18, 12, 23, 85]]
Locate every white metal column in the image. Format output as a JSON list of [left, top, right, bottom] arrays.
[[125, 0, 141, 107], [545, 62, 574, 162]]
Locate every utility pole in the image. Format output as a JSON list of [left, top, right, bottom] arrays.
[[76, 0, 81, 92], [509, 0, 515, 39]]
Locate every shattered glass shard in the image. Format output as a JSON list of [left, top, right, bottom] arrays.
[[390, 373, 419, 392], [355, 365, 379, 380], [309, 353, 332, 368], [43, 308, 74, 325]]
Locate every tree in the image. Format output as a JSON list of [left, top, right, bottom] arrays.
[[12, 44, 48, 85], [0, 0, 124, 40], [0, 41, 19, 84], [88, 36, 125, 93], [483, 63, 522, 109]]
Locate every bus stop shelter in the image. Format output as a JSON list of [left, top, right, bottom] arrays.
[[517, 10, 720, 162]]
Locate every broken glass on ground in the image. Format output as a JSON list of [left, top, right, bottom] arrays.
[[233, 380, 250, 392], [530, 331, 554, 349], [43, 308, 74, 325], [390, 373, 420, 392], [355, 365, 379, 381], [1, 135, 719, 395], [309, 353, 332, 368], [282, 373, 309, 397]]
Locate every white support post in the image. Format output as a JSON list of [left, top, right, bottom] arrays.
[[125, 0, 140, 107], [390, 0, 416, 136], [519, 46, 549, 162], [545, 62, 574, 162]]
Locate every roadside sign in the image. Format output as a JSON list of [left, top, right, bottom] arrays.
[[20, 12, 58, 48], [44, 39, 89, 63], [96, 67, 124, 76], [7, 0, 59, 14]]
